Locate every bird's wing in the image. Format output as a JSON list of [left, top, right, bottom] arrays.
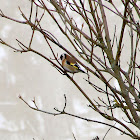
[[66, 60, 79, 69], [72, 63, 80, 70], [66, 60, 85, 73]]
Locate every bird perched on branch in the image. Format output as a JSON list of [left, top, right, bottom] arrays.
[[60, 53, 86, 74]]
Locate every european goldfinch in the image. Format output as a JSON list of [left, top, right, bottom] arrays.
[[60, 53, 85, 73]]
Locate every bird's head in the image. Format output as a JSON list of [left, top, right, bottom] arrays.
[[60, 53, 66, 61]]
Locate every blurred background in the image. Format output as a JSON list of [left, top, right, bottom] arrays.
[[0, 0, 139, 140]]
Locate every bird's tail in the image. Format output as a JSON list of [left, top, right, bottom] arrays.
[[80, 69, 86, 73], [79, 68, 87, 74]]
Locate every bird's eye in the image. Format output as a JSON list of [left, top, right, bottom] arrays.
[[60, 55, 63, 60]]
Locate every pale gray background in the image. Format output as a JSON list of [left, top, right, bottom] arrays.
[[0, 1, 139, 140]]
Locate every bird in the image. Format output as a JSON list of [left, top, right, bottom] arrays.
[[60, 53, 86, 74]]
